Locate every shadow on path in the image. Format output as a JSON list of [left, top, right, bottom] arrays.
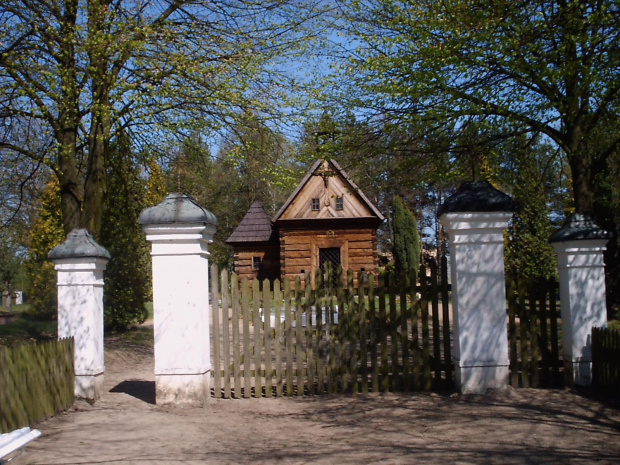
[[110, 380, 156, 405]]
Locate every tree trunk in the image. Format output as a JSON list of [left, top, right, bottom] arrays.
[[569, 152, 595, 216]]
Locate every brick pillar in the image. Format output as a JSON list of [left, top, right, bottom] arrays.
[[439, 181, 514, 393], [139, 193, 217, 405], [550, 214, 611, 386], [49, 229, 110, 400]]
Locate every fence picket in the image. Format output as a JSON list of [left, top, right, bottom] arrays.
[[211, 263, 221, 397], [253, 279, 262, 397], [221, 270, 231, 399], [274, 280, 283, 397], [242, 278, 252, 398], [263, 283, 272, 398], [231, 273, 241, 398], [284, 279, 294, 396]]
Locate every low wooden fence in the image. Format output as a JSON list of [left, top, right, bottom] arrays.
[[0, 338, 74, 433], [507, 278, 563, 388], [592, 326, 620, 396], [211, 259, 454, 398]]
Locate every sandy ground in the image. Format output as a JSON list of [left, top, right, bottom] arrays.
[[10, 327, 620, 465]]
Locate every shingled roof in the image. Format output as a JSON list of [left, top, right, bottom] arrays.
[[226, 201, 278, 244]]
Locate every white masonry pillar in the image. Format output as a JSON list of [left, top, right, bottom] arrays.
[[550, 214, 610, 386], [139, 193, 217, 405], [439, 182, 514, 394], [49, 229, 110, 400]]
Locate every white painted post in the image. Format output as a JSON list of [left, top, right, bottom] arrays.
[[49, 229, 110, 400], [439, 182, 514, 394], [550, 214, 611, 386], [139, 193, 217, 405]]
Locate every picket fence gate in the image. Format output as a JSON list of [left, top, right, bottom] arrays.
[[210, 260, 565, 398], [210, 259, 454, 398], [506, 277, 564, 388]]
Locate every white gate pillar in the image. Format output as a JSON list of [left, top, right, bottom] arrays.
[[139, 193, 217, 405], [550, 214, 611, 386], [49, 229, 110, 400], [439, 182, 514, 393]]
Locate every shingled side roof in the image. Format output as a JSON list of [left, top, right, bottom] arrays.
[[226, 201, 278, 244]]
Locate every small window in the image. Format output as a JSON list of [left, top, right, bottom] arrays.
[[252, 256, 261, 271], [311, 198, 320, 211], [335, 196, 344, 211]]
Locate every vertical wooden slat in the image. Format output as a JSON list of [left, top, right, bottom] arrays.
[[210, 263, 221, 398], [507, 278, 519, 387], [284, 279, 294, 396], [420, 264, 432, 391], [274, 279, 283, 397], [347, 269, 358, 394], [315, 268, 325, 394], [389, 273, 398, 392], [518, 281, 530, 388], [440, 255, 453, 386], [430, 260, 442, 387], [242, 278, 252, 398], [548, 280, 561, 386], [538, 288, 550, 387], [359, 271, 369, 394], [295, 276, 304, 395], [529, 288, 540, 388], [378, 272, 389, 393], [411, 276, 421, 391], [221, 270, 231, 399], [231, 273, 241, 398], [400, 276, 410, 392], [368, 274, 379, 393], [338, 266, 349, 393], [263, 282, 273, 398], [305, 272, 315, 395], [253, 278, 262, 397]]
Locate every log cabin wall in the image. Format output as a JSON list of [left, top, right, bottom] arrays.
[[279, 223, 379, 289], [232, 243, 280, 283]]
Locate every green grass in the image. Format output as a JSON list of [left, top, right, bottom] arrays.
[[0, 314, 57, 347]]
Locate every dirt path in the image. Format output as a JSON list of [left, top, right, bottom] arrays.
[[12, 326, 620, 465]]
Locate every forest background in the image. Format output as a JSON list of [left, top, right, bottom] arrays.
[[1, 0, 618, 331]]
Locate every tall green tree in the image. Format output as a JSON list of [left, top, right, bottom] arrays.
[[391, 196, 420, 280], [99, 135, 150, 331], [24, 179, 65, 319], [1, 0, 320, 237], [336, 0, 620, 216], [504, 137, 558, 286]]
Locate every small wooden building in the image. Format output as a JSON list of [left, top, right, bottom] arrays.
[[225, 201, 280, 282], [227, 159, 384, 287]]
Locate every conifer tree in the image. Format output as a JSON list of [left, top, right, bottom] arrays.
[[24, 179, 65, 319], [99, 136, 149, 331], [391, 196, 420, 281]]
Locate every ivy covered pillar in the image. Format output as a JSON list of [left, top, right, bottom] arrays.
[[49, 229, 111, 400], [439, 182, 514, 394], [139, 193, 217, 405], [550, 214, 611, 386]]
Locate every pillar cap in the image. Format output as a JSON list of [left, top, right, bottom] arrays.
[[549, 213, 612, 242], [438, 181, 514, 217], [48, 229, 111, 261], [139, 193, 218, 227]]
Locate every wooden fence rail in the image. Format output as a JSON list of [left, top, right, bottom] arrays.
[[0, 338, 74, 433], [211, 261, 454, 398], [592, 327, 620, 396]]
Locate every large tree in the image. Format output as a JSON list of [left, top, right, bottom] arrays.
[[336, 0, 620, 215], [1, 0, 319, 237]]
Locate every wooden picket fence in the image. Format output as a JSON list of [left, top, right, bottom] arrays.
[[0, 338, 74, 433], [211, 259, 454, 398], [507, 278, 563, 388], [592, 326, 620, 396]]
